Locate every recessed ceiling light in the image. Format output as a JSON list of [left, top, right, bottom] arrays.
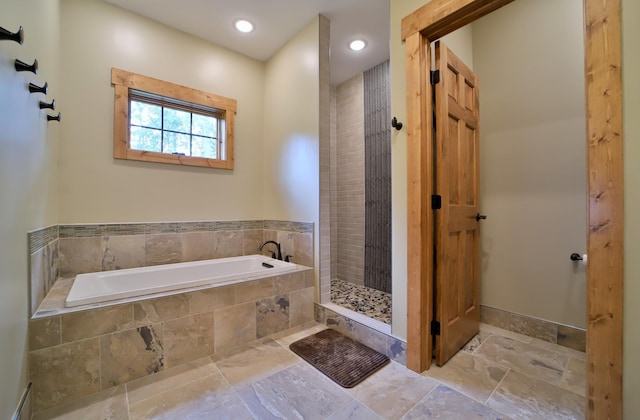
[[234, 19, 254, 33], [349, 39, 366, 52]]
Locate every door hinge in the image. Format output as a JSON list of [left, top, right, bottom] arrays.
[[431, 320, 441, 336], [431, 194, 442, 210], [430, 70, 440, 85]]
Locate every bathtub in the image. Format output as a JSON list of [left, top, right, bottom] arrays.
[[65, 254, 298, 307]]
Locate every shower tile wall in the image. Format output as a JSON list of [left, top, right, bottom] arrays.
[[333, 73, 365, 286]]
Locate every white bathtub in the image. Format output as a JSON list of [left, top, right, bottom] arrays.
[[65, 254, 298, 307]]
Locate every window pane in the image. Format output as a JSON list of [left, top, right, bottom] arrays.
[[130, 126, 161, 152], [163, 132, 191, 155], [163, 108, 191, 133], [192, 136, 217, 159], [130, 101, 161, 128], [192, 114, 217, 137]]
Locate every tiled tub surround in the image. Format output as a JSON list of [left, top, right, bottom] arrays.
[[29, 266, 315, 413], [29, 220, 313, 315]]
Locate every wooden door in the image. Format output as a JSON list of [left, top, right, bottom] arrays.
[[434, 41, 481, 366]]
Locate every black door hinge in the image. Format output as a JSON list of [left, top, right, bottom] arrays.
[[430, 70, 440, 85], [431, 320, 441, 336], [431, 194, 442, 210]]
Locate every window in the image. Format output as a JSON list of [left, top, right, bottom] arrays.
[[111, 68, 236, 169]]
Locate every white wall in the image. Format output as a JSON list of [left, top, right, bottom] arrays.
[[473, 0, 587, 328], [263, 16, 323, 280], [0, 0, 59, 415], [622, 0, 640, 416], [59, 0, 265, 223]]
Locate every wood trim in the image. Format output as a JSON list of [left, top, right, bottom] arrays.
[[401, 0, 515, 41], [402, 0, 624, 417], [111, 68, 236, 170], [405, 32, 433, 372], [111, 68, 237, 113], [584, 0, 623, 418]]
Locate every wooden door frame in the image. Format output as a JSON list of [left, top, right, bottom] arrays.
[[401, 0, 623, 419]]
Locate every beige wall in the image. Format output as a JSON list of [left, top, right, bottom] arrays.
[[390, 0, 474, 339], [59, 0, 265, 223], [622, 0, 640, 416], [0, 1, 59, 415], [263, 16, 324, 282], [473, 0, 587, 329]]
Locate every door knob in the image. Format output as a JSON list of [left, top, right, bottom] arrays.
[[476, 213, 487, 222]]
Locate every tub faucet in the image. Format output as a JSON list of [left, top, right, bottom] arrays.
[[258, 240, 283, 261]]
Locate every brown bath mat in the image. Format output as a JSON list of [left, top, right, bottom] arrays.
[[289, 328, 390, 388]]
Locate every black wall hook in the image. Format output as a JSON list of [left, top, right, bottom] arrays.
[[391, 116, 403, 131], [15, 58, 38, 74], [47, 112, 61, 122], [39, 99, 55, 110], [28, 81, 48, 95], [0, 25, 23, 44]]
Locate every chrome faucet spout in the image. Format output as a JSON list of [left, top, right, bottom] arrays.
[[258, 240, 283, 260]]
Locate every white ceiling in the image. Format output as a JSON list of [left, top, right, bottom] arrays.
[[103, 0, 390, 86]]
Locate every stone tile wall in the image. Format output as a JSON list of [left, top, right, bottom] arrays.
[[29, 269, 314, 412], [314, 303, 406, 365], [480, 305, 586, 352], [28, 220, 314, 314], [29, 226, 59, 316]]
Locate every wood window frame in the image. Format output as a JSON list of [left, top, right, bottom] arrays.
[[401, 0, 623, 419], [111, 68, 236, 169]]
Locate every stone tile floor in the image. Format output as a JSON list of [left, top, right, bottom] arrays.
[[34, 322, 585, 419], [331, 279, 392, 324]]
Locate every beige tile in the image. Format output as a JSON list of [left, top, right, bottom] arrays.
[[213, 231, 243, 258], [462, 329, 491, 353], [487, 370, 585, 419], [214, 302, 256, 352], [272, 322, 327, 348], [33, 385, 127, 420], [256, 295, 290, 338], [101, 234, 145, 271], [30, 248, 46, 316], [215, 338, 298, 386], [58, 237, 102, 277], [126, 357, 217, 404], [235, 278, 274, 304], [559, 357, 586, 397], [345, 362, 438, 418], [474, 335, 568, 385], [276, 231, 295, 258], [480, 323, 532, 343], [61, 304, 133, 342], [129, 370, 252, 420], [243, 229, 264, 256], [100, 325, 164, 388], [134, 294, 189, 326], [529, 337, 587, 361], [187, 285, 235, 314], [29, 317, 61, 351], [181, 231, 214, 262], [273, 272, 307, 294], [163, 313, 215, 368], [293, 232, 314, 267], [30, 338, 101, 412], [326, 400, 384, 420], [403, 384, 511, 420], [145, 233, 182, 266], [423, 351, 508, 403], [236, 363, 351, 419], [508, 312, 557, 343], [480, 306, 511, 330], [289, 287, 316, 327], [557, 324, 586, 352]]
